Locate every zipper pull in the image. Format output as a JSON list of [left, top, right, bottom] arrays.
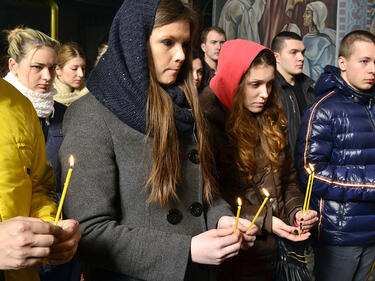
[[369, 98, 373, 109]]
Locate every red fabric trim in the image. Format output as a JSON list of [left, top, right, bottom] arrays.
[[210, 39, 271, 110]]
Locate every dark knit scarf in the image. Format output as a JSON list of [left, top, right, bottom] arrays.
[[87, 0, 194, 134]]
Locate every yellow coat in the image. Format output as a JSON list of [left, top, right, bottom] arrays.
[[0, 78, 57, 281]]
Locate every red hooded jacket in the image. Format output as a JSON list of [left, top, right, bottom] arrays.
[[210, 39, 270, 109]]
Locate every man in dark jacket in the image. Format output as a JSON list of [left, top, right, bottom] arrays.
[[200, 27, 226, 89], [271, 31, 315, 157], [295, 30, 375, 281]]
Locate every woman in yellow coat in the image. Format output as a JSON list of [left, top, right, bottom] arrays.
[[0, 31, 80, 281]]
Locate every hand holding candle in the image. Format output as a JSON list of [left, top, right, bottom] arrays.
[[54, 155, 74, 225], [248, 188, 269, 231], [233, 197, 242, 232]]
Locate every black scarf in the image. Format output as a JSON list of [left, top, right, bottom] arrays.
[[87, 0, 194, 135]]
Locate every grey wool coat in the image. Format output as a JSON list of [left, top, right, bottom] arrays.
[[60, 94, 232, 281]]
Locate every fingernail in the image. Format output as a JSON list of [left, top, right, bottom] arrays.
[[294, 230, 298, 234], [301, 218, 304, 221]]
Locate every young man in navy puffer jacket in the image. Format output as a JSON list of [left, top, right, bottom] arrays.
[[295, 30, 375, 281]]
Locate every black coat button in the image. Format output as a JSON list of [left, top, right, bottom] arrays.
[[189, 202, 203, 217], [188, 149, 200, 164], [167, 208, 182, 225]]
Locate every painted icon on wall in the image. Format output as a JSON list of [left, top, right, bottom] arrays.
[[218, 0, 267, 44], [213, 0, 337, 81], [370, 2, 375, 35], [301, 1, 336, 81]]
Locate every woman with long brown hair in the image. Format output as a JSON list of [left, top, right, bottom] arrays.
[[200, 39, 318, 280], [60, 1, 257, 280]]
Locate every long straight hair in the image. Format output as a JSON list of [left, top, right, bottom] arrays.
[[146, 0, 216, 208], [226, 50, 287, 181]]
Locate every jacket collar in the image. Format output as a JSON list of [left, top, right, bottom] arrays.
[[3, 72, 56, 118], [315, 66, 375, 107], [276, 71, 314, 92]]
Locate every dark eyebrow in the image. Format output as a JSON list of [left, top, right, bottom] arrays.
[[160, 35, 176, 41], [248, 79, 265, 83], [161, 35, 190, 43], [30, 62, 56, 67], [248, 77, 275, 83]]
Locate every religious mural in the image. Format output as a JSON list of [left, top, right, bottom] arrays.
[[212, 0, 373, 81], [371, 3, 375, 34]]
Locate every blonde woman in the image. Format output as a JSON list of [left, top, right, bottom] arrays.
[[5, 27, 64, 197], [54, 42, 88, 106], [3, 27, 80, 281]]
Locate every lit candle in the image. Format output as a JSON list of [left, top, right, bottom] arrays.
[[302, 167, 312, 216], [248, 188, 269, 231], [54, 155, 74, 225], [306, 163, 315, 213], [233, 197, 242, 232]]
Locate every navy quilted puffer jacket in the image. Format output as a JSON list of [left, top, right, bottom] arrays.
[[295, 65, 375, 246]]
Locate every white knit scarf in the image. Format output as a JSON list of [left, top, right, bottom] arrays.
[[4, 72, 56, 118]]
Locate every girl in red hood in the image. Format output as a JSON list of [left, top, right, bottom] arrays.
[[200, 39, 318, 280]]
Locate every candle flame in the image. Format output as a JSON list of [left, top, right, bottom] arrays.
[[69, 155, 75, 167], [262, 188, 270, 198], [308, 163, 315, 172], [305, 167, 312, 175], [237, 197, 242, 206]]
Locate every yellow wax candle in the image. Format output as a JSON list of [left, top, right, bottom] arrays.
[[367, 261, 375, 281], [233, 197, 242, 232], [306, 164, 315, 213], [54, 155, 74, 225], [303, 167, 312, 216], [248, 188, 269, 231]]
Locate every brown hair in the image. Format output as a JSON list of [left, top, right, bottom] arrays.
[[226, 50, 287, 181], [146, 0, 216, 208], [5, 26, 60, 63], [271, 31, 303, 53], [57, 41, 85, 69], [200, 26, 226, 43], [339, 30, 375, 59]]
